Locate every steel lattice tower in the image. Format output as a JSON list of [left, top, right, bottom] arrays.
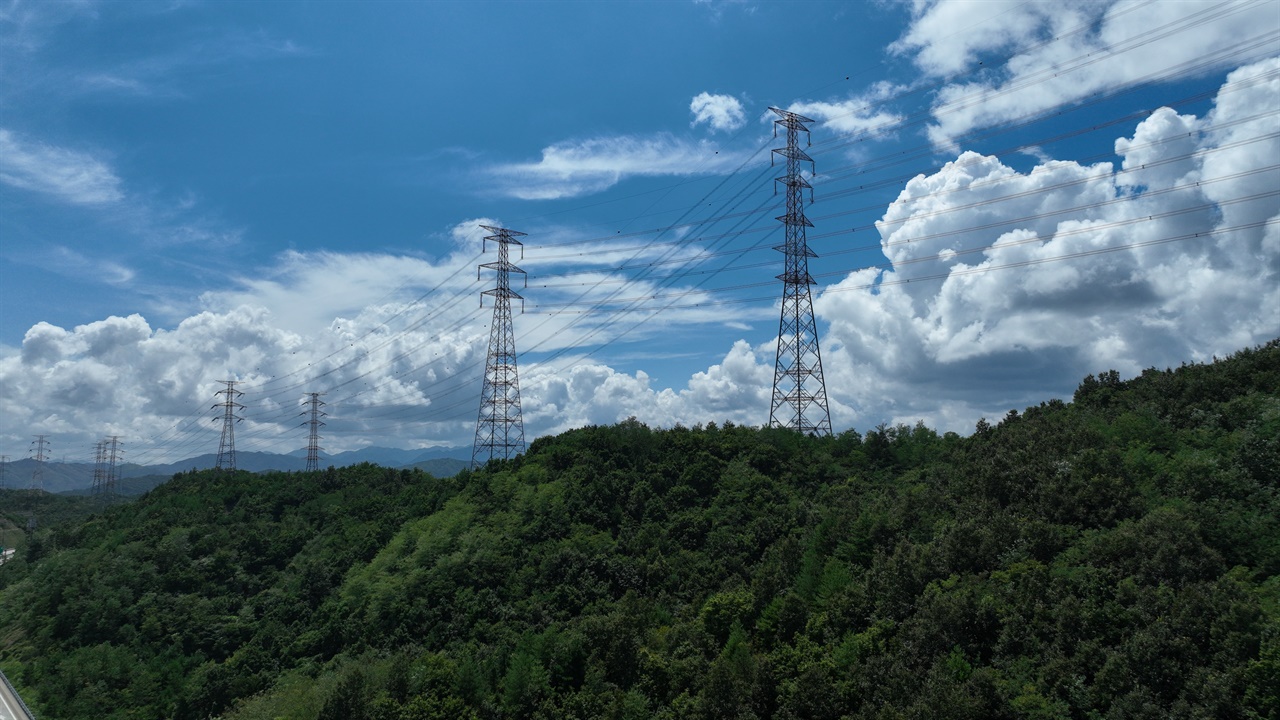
[[30, 435, 49, 490], [213, 381, 245, 471], [105, 435, 122, 496], [768, 107, 832, 436], [472, 225, 528, 468], [302, 393, 326, 472], [92, 440, 107, 495], [0, 455, 8, 490]]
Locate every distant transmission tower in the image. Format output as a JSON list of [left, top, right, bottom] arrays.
[[105, 435, 122, 496], [213, 381, 245, 471], [92, 440, 107, 495], [768, 107, 832, 436], [472, 225, 528, 468], [30, 435, 50, 490], [301, 392, 326, 472], [0, 455, 8, 489]]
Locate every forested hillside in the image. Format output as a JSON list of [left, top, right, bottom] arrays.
[[0, 491, 106, 548], [0, 342, 1277, 719]]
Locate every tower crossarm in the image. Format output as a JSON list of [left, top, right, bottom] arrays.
[[481, 286, 525, 302], [770, 106, 815, 127], [771, 145, 814, 164], [773, 212, 816, 228], [478, 260, 528, 274]]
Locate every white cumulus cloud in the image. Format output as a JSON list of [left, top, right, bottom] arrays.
[[690, 92, 747, 133], [812, 56, 1280, 433], [522, 339, 774, 434]]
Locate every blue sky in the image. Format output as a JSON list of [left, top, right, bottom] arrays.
[[0, 0, 901, 337], [1, 0, 1277, 465]]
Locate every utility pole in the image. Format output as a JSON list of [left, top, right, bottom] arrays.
[[105, 436, 122, 497], [30, 435, 49, 491], [768, 107, 832, 436], [301, 393, 326, 472], [472, 225, 528, 468], [92, 440, 107, 496], [213, 381, 245, 471]]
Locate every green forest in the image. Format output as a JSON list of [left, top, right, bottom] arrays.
[[1, 342, 1277, 719]]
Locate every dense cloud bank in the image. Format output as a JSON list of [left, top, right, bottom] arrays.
[[814, 57, 1279, 430]]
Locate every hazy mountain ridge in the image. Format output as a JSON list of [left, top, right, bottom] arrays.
[[1, 446, 469, 495]]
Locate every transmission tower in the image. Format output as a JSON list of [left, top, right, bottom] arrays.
[[213, 381, 245, 471], [30, 435, 49, 490], [105, 436, 123, 496], [301, 393, 326, 472], [0, 455, 8, 490], [92, 440, 107, 495], [768, 107, 832, 436], [472, 225, 528, 468]]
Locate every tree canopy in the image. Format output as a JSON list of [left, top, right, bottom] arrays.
[[1, 341, 1276, 719]]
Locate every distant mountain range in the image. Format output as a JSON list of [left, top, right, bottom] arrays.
[[0, 446, 470, 496]]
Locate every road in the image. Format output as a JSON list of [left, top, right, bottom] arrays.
[[0, 669, 35, 720]]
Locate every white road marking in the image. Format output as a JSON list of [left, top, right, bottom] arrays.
[[0, 673, 32, 720], [0, 684, 20, 720]]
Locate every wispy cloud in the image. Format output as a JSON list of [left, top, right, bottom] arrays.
[[0, 124, 243, 314], [77, 73, 150, 95], [0, 0, 98, 56], [488, 133, 746, 200], [0, 128, 123, 204], [891, 0, 1280, 145], [70, 27, 307, 98], [787, 81, 906, 136], [52, 245, 135, 285], [200, 250, 467, 337], [692, 0, 757, 22], [6, 243, 136, 289], [2, 1, 306, 101]]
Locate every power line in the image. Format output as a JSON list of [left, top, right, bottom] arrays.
[[527, 217, 1276, 314]]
